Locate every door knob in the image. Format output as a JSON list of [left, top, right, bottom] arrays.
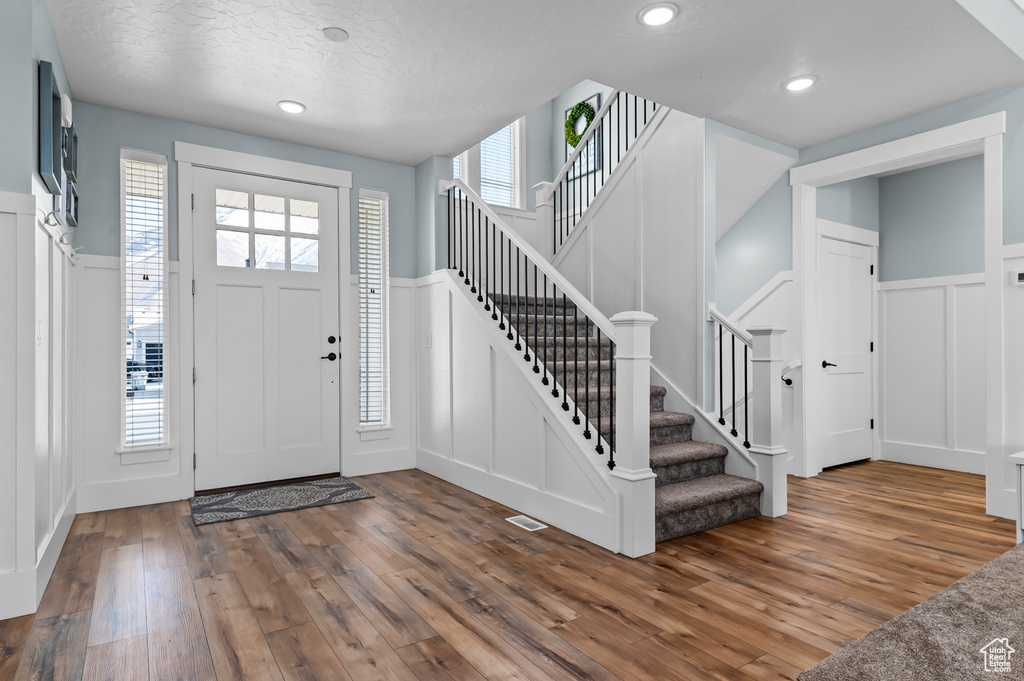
[[822, 360, 837, 368], [327, 335, 337, 344], [321, 352, 337, 361]]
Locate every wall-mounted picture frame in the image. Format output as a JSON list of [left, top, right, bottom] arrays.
[[565, 93, 601, 179], [65, 178, 78, 228], [64, 123, 78, 183], [39, 61, 63, 196]]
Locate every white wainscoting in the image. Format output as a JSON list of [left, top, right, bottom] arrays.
[[1001, 246, 1024, 511], [74, 257, 419, 511], [491, 205, 540, 254], [879, 275, 986, 474], [0, 191, 78, 619], [415, 271, 619, 551]]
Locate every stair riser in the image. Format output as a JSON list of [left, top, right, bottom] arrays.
[[650, 422, 694, 446], [655, 494, 760, 541], [654, 458, 725, 487], [536, 342, 613, 361], [494, 297, 579, 315], [581, 392, 663, 421], [651, 393, 664, 412], [545, 364, 613, 390], [508, 319, 594, 338]]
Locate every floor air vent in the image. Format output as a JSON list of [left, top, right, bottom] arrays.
[[506, 515, 547, 531]]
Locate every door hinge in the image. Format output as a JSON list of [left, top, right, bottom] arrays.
[[191, 193, 195, 210], [192, 279, 196, 296], [870, 341, 874, 352], [870, 264, 874, 275], [192, 368, 196, 384], [870, 418, 875, 430], [193, 452, 197, 470]]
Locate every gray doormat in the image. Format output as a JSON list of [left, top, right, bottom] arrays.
[[799, 542, 1024, 680], [189, 476, 373, 525]]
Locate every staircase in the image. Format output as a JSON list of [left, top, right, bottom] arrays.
[[499, 293, 763, 541]]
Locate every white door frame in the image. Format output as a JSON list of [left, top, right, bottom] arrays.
[[175, 142, 352, 499], [790, 113, 1006, 515]]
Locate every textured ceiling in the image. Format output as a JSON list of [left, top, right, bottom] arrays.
[[46, 0, 1024, 166], [715, 136, 795, 242]]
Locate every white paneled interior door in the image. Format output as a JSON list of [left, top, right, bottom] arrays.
[[193, 168, 340, 490], [815, 234, 875, 469]]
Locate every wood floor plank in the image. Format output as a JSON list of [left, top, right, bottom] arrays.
[[310, 542, 436, 649], [222, 537, 311, 634], [102, 508, 142, 550], [81, 635, 148, 681], [213, 518, 257, 545], [88, 544, 147, 647], [70, 513, 107, 537], [193, 572, 283, 681], [265, 622, 352, 681], [141, 504, 187, 573], [551, 616, 691, 681], [36, 531, 105, 619], [738, 653, 803, 681], [0, 615, 36, 681], [284, 567, 416, 681], [308, 505, 412, 575], [145, 566, 216, 681], [395, 636, 488, 681], [176, 516, 234, 580], [247, 514, 319, 574], [13, 610, 91, 681], [277, 509, 339, 549]]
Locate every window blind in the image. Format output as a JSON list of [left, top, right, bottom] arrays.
[[480, 122, 518, 207], [123, 156, 167, 447], [358, 191, 390, 426]]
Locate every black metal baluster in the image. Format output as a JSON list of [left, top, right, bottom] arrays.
[[644, 97, 648, 125], [522, 252, 530, 362], [507, 242, 514, 341], [572, 304, 580, 425], [471, 207, 478, 295], [562, 293, 569, 411], [743, 344, 751, 449], [609, 342, 615, 469], [731, 335, 738, 437], [542, 275, 550, 386], [634, 93, 638, 139], [447, 188, 453, 270], [491, 222, 498, 320], [584, 326, 591, 438], [483, 216, 490, 310], [617, 92, 622, 164], [596, 328, 604, 455], [718, 324, 726, 426], [499, 234, 506, 330], [514, 247, 522, 351], [551, 284, 559, 398], [457, 192, 464, 278], [532, 266, 539, 372], [463, 197, 469, 284]]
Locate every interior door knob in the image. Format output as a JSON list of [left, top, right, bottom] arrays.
[[822, 360, 837, 368], [321, 352, 337, 361], [327, 335, 337, 344]]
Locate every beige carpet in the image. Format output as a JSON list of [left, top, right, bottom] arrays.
[[800, 542, 1024, 680]]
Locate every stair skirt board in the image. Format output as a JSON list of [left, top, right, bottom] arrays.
[[455, 278, 765, 546]]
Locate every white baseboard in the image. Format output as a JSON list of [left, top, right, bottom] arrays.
[[0, 491, 77, 619], [77, 475, 182, 513], [416, 448, 617, 552], [881, 441, 986, 475], [344, 448, 415, 477]]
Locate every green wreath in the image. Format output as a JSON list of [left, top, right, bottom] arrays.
[[565, 101, 596, 148]]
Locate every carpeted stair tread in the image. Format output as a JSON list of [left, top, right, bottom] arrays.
[[650, 441, 728, 469], [655, 474, 764, 517], [650, 385, 667, 398], [649, 411, 695, 428]]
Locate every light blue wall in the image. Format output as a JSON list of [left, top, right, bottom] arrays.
[[73, 103, 419, 277], [0, 0, 33, 193], [523, 100, 554, 211], [715, 176, 793, 315], [878, 156, 984, 281], [415, 155, 453, 276], [31, 0, 72, 201], [817, 177, 879, 231]]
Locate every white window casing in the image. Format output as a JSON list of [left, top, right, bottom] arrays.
[[358, 188, 390, 429]]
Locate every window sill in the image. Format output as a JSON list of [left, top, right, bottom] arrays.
[[357, 427, 393, 442], [117, 444, 172, 465]]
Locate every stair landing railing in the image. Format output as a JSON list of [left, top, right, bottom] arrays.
[[540, 90, 660, 252]]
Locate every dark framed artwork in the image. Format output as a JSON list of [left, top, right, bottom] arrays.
[[64, 124, 78, 183], [565, 93, 601, 179], [65, 178, 78, 228], [39, 61, 63, 195]]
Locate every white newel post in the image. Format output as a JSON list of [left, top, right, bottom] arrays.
[[533, 181, 556, 261], [609, 311, 657, 558], [747, 326, 788, 517]]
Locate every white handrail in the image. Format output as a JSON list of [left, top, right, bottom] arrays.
[[708, 303, 752, 346], [546, 89, 622, 197], [439, 178, 618, 343]]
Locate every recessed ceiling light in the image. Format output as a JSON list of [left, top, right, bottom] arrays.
[[784, 76, 817, 92], [639, 3, 678, 26], [278, 100, 306, 114], [323, 26, 349, 42]]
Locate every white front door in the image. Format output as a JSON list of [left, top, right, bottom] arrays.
[[193, 168, 341, 490], [815, 233, 875, 468]]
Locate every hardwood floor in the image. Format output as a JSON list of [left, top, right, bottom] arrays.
[[1, 461, 1014, 681]]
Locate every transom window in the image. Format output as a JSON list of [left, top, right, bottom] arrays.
[[215, 189, 320, 272]]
